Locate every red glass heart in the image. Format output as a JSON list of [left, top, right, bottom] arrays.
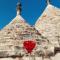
[[23, 40, 36, 53]]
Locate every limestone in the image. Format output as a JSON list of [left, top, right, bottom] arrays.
[[0, 15, 49, 57], [35, 4, 60, 47]]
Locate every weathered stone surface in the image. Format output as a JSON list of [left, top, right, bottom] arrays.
[[0, 15, 49, 57], [35, 4, 60, 47]]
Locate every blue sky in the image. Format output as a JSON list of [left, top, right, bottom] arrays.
[[0, 0, 60, 29]]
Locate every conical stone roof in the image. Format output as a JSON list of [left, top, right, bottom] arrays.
[[0, 15, 29, 56], [0, 14, 49, 57], [35, 4, 60, 47]]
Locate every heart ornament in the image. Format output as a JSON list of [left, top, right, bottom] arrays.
[[23, 40, 36, 53]]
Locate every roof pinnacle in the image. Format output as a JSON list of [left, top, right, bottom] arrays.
[[46, 0, 50, 5], [16, 0, 22, 15]]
